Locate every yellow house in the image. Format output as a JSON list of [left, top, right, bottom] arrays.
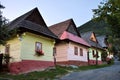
[[81, 32, 103, 65], [0, 8, 58, 74]]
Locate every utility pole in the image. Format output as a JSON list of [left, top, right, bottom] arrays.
[[96, 42, 98, 65], [87, 51, 90, 65]]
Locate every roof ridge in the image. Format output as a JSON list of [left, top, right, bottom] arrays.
[[49, 18, 73, 38], [9, 7, 38, 29], [49, 18, 72, 28]]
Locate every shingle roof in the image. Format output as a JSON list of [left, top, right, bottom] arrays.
[[49, 19, 80, 38], [81, 31, 103, 49], [18, 20, 58, 38], [97, 35, 107, 48], [8, 7, 58, 39], [60, 31, 90, 47], [49, 19, 89, 47], [49, 19, 72, 38], [9, 7, 47, 29]]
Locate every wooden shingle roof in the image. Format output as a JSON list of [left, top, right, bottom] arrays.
[[97, 35, 108, 48], [81, 31, 103, 49], [49, 19, 80, 38], [49, 19, 90, 47], [60, 31, 90, 47], [8, 7, 58, 39]]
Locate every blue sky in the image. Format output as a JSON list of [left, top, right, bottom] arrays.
[[1, 0, 103, 27]]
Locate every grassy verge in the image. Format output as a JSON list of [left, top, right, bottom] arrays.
[[0, 64, 112, 80]]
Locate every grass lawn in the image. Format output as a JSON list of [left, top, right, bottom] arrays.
[[0, 64, 112, 80]]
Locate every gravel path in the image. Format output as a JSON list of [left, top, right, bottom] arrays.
[[60, 61, 120, 80]]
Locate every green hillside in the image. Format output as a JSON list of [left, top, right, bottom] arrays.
[[77, 20, 110, 36]]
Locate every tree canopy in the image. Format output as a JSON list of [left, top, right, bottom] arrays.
[[93, 0, 120, 57], [93, 0, 120, 38], [0, 4, 10, 45]]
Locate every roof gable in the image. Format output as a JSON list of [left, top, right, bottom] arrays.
[[25, 8, 47, 26], [49, 19, 80, 38], [81, 31, 102, 49], [9, 7, 47, 29], [90, 32, 97, 42], [81, 31, 97, 42], [8, 7, 58, 39], [66, 19, 80, 37]]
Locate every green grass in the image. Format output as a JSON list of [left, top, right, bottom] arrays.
[[0, 64, 112, 80], [0, 66, 68, 80]]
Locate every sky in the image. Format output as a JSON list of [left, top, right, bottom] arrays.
[[1, 0, 103, 27]]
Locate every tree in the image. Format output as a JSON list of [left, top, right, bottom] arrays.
[[0, 4, 10, 45], [93, 0, 120, 38], [93, 0, 120, 58]]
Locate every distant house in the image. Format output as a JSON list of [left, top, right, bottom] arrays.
[[0, 8, 58, 74], [97, 35, 113, 60], [49, 19, 90, 66], [81, 32, 103, 65], [97, 35, 108, 49]]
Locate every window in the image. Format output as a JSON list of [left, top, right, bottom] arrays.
[[80, 48, 83, 56], [35, 42, 44, 55], [53, 47, 56, 56], [74, 47, 78, 55], [5, 44, 10, 54], [35, 42, 42, 51]]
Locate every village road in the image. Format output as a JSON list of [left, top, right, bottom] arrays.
[[60, 61, 120, 80]]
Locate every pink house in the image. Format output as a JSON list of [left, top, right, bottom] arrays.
[[49, 19, 90, 66]]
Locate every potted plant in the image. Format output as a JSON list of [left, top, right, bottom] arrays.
[[35, 50, 44, 56]]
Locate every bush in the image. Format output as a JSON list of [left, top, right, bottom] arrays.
[[107, 58, 114, 65]]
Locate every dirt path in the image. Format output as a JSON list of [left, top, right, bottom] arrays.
[[60, 61, 120, 80]]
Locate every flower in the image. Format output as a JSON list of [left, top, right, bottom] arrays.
[[35, 50, 44, 56]]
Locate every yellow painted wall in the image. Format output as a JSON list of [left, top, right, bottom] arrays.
[[89, 48, 102, 61], [0, 37, 21, 62], [21, 32, 55, 61]]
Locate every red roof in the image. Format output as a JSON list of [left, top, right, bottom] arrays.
[[60, 31, 90, 47]]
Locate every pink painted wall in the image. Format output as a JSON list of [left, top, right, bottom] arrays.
[[55, 42, 68, 62], [67, 42, 88, 62], [55, 41, 89, 63]]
